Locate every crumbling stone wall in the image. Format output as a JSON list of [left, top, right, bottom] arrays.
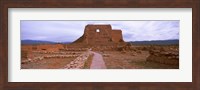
[[64, 51, 93, 69], [73, 24, 125, 46], [146, 47, 179, 65]]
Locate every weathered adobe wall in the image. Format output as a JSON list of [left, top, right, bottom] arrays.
[[73, 24, 125, 46], [111, 30, 124, 43], [84, 24, 113, 45]]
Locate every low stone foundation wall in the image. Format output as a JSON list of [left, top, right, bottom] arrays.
[[32, 51, 83, 54], [64, 51, 93, 69], [22, 51, 82, 64], [21, 56, 44, 64], [44, 55, 78, 58]]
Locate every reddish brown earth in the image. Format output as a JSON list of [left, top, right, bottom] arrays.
[[21, 45, 85, 69], [101, 45, 179, 69], [21, 58, 75, 69], [21, 44, 179, 69]]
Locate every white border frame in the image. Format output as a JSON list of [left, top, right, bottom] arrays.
[[8, 8, 192, 82]]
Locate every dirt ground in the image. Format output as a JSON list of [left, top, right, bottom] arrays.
[[21, 45, 179, 69], [101, 50, 178, 69], [21, 57, 76, 69], [21, 50, 81, 69]]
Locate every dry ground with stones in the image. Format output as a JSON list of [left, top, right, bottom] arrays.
[[21, 46, 93, 69], [21, 44, 179, 69], [100, 45, 179, 69]]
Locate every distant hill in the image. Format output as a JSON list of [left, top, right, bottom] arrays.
[[129, 39, 179, 45], [22, 39, 179, 45], [21, 40, 56, 45], [21, 40, 72, 45]]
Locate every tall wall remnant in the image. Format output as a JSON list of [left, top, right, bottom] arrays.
[[73, 24, 126, 46]]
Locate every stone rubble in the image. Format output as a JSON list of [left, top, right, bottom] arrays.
[[21, 51, 82, 64], [43, 55, 78, 58], [63, 51, 93, 69], [21, 56, 44, 64], [32, 51, 83, 54], [146, 47, 179, 65]]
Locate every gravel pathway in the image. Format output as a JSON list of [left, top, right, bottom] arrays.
[[90, 51, 106, 69]]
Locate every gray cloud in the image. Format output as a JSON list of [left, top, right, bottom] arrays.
[[21, 21, 179, 42]]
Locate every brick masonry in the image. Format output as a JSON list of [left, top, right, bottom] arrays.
[[73, 24, 126, 46]]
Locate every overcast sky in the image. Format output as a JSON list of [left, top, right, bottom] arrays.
[[21, 21, 179, 42]]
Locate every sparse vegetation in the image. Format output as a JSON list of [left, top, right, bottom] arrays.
[[83, 53, 94, 69], [103, 45, 179, 69]]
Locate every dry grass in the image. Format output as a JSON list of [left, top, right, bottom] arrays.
[[103, 51, 148, 69], [83, 54, 94, 69], [132, 61, 179, 69], [103, 45, 179, 69], [21, 45, 179, 69]]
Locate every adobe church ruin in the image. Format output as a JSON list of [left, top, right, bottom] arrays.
[[73, 24, 126, 46]]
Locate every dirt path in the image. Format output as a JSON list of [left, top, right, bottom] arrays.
[[90, 51, 106, 69]]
